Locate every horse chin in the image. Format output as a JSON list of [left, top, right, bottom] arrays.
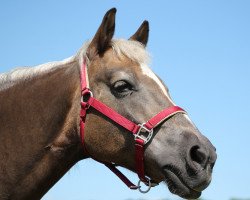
[[163, 168, 202, 199]]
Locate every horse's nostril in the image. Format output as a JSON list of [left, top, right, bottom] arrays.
[[190, 145, 207, 167]]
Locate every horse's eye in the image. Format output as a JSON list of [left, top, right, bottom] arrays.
[[112, 80, 133, 97]]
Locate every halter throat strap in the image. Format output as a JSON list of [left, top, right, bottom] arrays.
[[79, 60, 186, 192]]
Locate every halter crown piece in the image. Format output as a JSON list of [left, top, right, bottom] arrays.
[[79, 59, 186, 193]]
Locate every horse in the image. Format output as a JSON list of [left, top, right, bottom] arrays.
[[0, 8, 217, 200]]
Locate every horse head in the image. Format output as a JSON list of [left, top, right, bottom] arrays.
[[80, 8, 217, 199]]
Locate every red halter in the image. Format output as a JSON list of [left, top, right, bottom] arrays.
[[79, 60, 186, 192]]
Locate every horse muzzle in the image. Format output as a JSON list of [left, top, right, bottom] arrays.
[[150, 122, 217, 199]]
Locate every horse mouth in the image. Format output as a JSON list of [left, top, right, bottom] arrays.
[[163, 166, 201, 199]]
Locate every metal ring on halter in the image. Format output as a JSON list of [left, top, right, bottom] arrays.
[[81, 89, 93, 103], [137, 179, 152, 193]]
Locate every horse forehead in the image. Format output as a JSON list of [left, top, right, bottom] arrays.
[[103, 49, 134, 66], [140, 64, 168, 95]]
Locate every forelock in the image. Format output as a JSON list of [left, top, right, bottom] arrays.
[[111, 39, 151, 65], [78, 39, 151, 66]]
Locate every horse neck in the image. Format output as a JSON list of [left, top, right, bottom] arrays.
[[0, 60, 84, 200]]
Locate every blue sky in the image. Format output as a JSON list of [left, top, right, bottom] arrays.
[[1, 1, 250, 200]]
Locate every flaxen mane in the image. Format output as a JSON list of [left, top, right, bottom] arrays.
[[0, 39, 150, 91]]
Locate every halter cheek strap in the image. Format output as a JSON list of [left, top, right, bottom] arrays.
[[79, 60, 186, 192]]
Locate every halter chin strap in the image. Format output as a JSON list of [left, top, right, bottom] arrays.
[[79, 60, 186, 192]]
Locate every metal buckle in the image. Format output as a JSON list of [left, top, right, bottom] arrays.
[[134, 123, 153, 144], [138, 179, 152, 193]]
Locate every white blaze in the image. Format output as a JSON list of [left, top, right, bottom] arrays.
[[183, 114, 195, 126], [140, 63, 175, 105]]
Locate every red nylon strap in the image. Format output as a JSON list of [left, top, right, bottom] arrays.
[[87, 97, 140, 134], [105, 163, 139, 189], [80, 101, 90, 154], [135, 138, 148, 183], [145, 106, 186, 130], [79, 60, 89, 92]]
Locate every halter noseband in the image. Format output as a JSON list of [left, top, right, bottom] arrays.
[[79, 60, 186, 193]]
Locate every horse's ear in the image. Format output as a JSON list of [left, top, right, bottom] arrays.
[[87, 8, 116, 59], [129, 20, 149, 47]]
